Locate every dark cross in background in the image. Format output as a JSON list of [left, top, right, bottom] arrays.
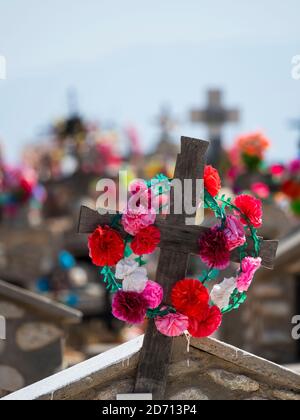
[[78, 136, 278, 399], [290, 115, 300, 158], [156, 106, 177, 143], [190, 90, 240, 167]]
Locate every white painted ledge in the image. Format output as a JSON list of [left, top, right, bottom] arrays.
[[2, 335, 144, 400]]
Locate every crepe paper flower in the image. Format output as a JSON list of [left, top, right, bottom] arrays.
[[289, 159, 300, 174], [204, 165, 221, 197], [210, 277, 237, 310], [237, 131, 270, 159], [131, 225, 161, 255], [251, 182, 270, 200], [122, 205, 156, 236], [199, 227, 230, 270], [112, 291, 148, 324], [234, 194, 263, 228], [171, 279, 209, 318], [188, 306, 222, 338], [88, 226, 125, 267], [270, 164, 285, 177], [129, 186, 169, 213], [116, 258, 148, 292], [237, 257, 262, 292], [282, 180, 300, 200], [115, 258, 139, 279], [142, 280, 163, 309], [223, 215, 246, 252], [129, 179, 147, 195], [122, 267, 148, 293], [155, 311, 189, 337]]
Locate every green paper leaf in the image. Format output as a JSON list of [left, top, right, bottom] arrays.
[[100, 266, 121, 293], [124, 244, 133, 258]]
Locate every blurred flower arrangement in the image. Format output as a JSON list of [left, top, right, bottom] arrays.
[[227, 131, 275, 201], [0, 164, 46, 218], [269, 159, 300, 216], [23, 116, 125, 182]]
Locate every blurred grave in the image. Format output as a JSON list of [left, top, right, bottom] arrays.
[[0, 279, 82, 396]]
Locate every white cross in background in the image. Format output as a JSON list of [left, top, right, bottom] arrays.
[[0, 55, 7, 80], [0, 316, 6, 340]]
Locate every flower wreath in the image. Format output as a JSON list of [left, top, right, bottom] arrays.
[[88, 166, 263, 339]]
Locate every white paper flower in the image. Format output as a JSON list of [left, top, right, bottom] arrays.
[[115, 258, 139, 280], [122, 267, 148, 293], [115, 258, 148, 293], [210, 277, 237, 310]]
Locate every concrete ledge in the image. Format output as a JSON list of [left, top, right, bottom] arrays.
[[3, 335, 300, 400], [191, 337, 300, 390], [2, 336, 143, 400]]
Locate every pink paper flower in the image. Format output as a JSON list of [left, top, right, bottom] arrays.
[[129, 179, 147, 195], [289, 159, 300, 174], [251, 182, 270, 200], [155, 311, 189, 337], [199, 226, 230, 270], [237, 257, 262, 292], [121, 205, 156, 236], [129, 187, 169, 214], [142, 280, 163, 309], [270, 164, 285, 177], [224, 215, 246, 251], [112, 291, 148, 324]]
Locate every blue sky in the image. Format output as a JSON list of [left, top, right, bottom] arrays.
[[0, 0, 300, 162]]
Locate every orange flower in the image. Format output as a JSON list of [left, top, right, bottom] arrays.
[[237, 131, 270, 159]]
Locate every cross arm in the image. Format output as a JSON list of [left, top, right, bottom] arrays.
[[78, 206, 278, 269]]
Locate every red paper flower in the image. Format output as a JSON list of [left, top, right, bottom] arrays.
[[112, 291, 148, 324], [199, 227, 230, 270], [131, 225, 161, 255], [88, 226, 125, 267], [234, 194, 263, 228], [171, 279, 209, 318], [204, 165, 221, 197], [188, 306, 222, 338], [282, 180, 300, 200]]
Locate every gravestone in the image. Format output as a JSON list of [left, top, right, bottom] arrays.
[[78, 136, 278, 399], [0, 279, 82, 395], [0, 227, 57, 286], [3, 335, 300, 400]]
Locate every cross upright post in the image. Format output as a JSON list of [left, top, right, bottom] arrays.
[[134, 137, 208, 398], [78, 136, 278, 400]]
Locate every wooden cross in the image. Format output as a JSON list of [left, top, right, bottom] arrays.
[[78, 136, 278, 399], [190, 90, 240, 166], [155, 106, 177, 142]]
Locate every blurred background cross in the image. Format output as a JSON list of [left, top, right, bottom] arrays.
[[190, 89, 240, 167]]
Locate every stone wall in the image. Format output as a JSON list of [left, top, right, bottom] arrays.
[[0, 297, 64, 393], [72, 344, 300, 401]]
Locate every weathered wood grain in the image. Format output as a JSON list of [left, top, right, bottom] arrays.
[[78, 206, 278, 269]]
